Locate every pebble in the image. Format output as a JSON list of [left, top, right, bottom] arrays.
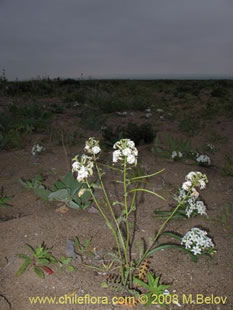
[[88, 206, 99, 214]]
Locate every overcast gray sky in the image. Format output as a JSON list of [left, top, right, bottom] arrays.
[[1, 0, 233, 80]]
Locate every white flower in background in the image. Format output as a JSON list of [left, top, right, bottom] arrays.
[[207, 143, 216, 152], [196, 154, 211, 166], [113, 139, 138, 165], [32, 144, 45, 156], [171, 151, 183, 160], [181, 228, 214, 255], [171, 151, 177, 159], [72, 154, 94, 182], [84, 137, 101, 156]]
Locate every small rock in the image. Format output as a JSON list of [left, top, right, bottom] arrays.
[[145, 108, 151, 113], [65, 240, 82, 265], [157, 108, 164, 113], [88, 206, 99, 214]]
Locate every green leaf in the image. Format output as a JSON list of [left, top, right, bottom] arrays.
[[16, 260, 32, 276], [146, 244, 198, 262], [33, 266, 45, 278], [54, 180, 66, 190], [133, 277, 150, 290], [26, 243, 36, 254], [147, 272, 154, 288], [18, 178, 32, 189], [36, 258, 51, 265], [66, 265, 75, 272], [34, 187, 51, 200], [129, 188, 165, 201], [160, 232, 183, 241], [16, 253, 31, 260], [153, 209, 186, 220], [84, 237, 92, 250], [48, 189, 69, 201], [66, 200, 81, 209], [61, 257, 72, 265], [74, 236, 81, 248]]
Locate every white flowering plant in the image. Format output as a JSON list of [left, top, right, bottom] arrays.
[[72, 138, 215, 292], [32, 144, 45, 156], [181, 228, 215, 256], [196, 154, 211, 167], [150, 172, 215, 265], [154, 171, 208, 219], [152, 134, 195, 162], [171, 150, 183, 160]]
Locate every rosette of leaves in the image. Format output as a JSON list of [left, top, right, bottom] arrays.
[[0, 187, 13, 207], [16, 243, 57, 278], [152, 134, 195, 160], [133, 272, 169, 306], [19, 172, 92, 210], [48, 172, 91, 209]]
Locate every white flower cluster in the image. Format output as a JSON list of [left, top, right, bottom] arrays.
[[72, 154, 94, 182], [196, 154, 211, 166], [175, 189, 207, 218], [171, 151, 183, 160], [181, 228, 214, 255], [113, 139, 138, 165], [183, 171, 208, 191], [84, 137, 101, 156], [207, 143, 216, 152], [175, 172, 208, 218], [32, 144, 45, 156]]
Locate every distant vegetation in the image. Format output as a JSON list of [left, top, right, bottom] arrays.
[[0, 75, 233, 151], [0, 77, 232, 115]]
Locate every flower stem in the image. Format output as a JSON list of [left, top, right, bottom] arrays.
[[137, 186, 193, 267], [86, 180, 123, 272], [123, 158, 130, 270]]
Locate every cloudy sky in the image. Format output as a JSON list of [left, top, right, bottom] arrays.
[[0, 0, 233, 80]]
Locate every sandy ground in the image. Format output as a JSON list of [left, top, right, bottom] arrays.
[[0, 98, 233, 310]]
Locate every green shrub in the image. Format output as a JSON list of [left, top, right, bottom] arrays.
[[103, 122, 155, 146]]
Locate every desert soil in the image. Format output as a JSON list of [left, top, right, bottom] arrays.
[[0, 97, 233, 310]]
